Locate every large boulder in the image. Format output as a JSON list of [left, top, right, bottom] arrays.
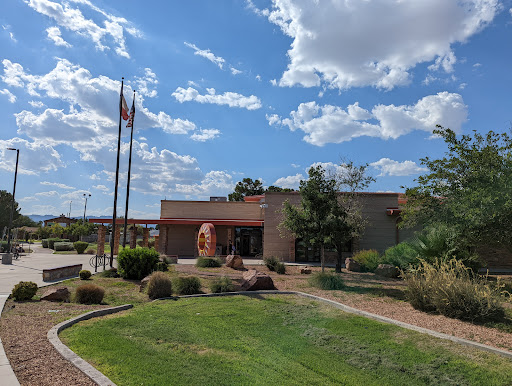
[[40, 287, 70, 302], [375, 264, 400, 278], [240, 269, 275, 291], [345, 258, 361, 272], [300, 266, 312, 274], [226, 254, 244, 269]]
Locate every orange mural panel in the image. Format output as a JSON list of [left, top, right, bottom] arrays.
[[197, 223, 217, 256]]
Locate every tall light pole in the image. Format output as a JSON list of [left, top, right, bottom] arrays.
[[69, 200, 72, 219], [83, 193, 91, 223], [3, 148, 19, 265]]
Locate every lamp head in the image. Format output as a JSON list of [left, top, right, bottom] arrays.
[[6, 148, 17, 151]]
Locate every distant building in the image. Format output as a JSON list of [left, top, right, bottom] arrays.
[[43, 214, 78, 227]]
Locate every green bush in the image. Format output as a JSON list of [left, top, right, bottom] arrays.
[[196, 257, 222, 268], [100, 268, 119, 278], [210, 276, 235, 293], [147, 272, 173, 299], [352, 249, 381, 272], [11, 281, 38, 301], [75, 284, 105, 304], [54, 242, 74, 251], [275, 262, 286, 274], [381, 242, 419, 270], [155, 261, 168, 272], [173, 276, 202, 295], [117, 247, 160, 280], [1, 241, 8, 252], [41, 239, 49, 248], [47, 238, 62, 249], [309, 272, 345, 290], [74, 241, 89, 254], [402, 259, 505, 322], [86, 248, 95, 255], [264, 256, 280, 271], [79, 270, 92, 280]]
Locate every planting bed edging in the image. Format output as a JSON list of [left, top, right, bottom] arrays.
[[48, 304, 133, 386]]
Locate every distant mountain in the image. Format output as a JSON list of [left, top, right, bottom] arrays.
[[27, 214, 110, 223]]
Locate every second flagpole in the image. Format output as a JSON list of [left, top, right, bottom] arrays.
[[122, 90, 136, 248]]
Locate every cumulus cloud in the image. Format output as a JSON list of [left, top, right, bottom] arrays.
[[28, 100, 45, 108], [259, 0, 498, 90], [27, 0, 140, 57], [40, 181, 75, 189], [184, 42, 225, 69], [134, 68, 158, 98], [0, 137, 63, 175], [190, 129, 220, 142], [268, 92, 467, 146], [0, 88, 16, 103], [172, 87, 262, 110], [273, 173, 304, 189], [370, 158, 428, 177], [230, 67, 242, 75], [46, 26, 72, 47]]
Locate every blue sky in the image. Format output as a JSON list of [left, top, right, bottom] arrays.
[[0, 0, 511, 218]]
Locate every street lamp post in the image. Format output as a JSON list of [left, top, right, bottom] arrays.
[[83, 193, 91, 223], [3, 148, 19, 265]]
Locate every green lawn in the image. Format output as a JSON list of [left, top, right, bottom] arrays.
[[60, 295, 512, 385]]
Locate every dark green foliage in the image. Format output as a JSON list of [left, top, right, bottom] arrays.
[[54, 242, 74, 251], [74, 241, 89, 254], [352, 249, 381, 272], [147, 272, 173, 299], [117, 247, 160, 280], [209, 276, 235, 293], [228, 178, 264, 201], [47, 238, 62, 249], [11, 281, 38, 301], [275, 262, 286, 274], [75, 284, 105, 304], [173, 276, 202, 295], [0, 190, 21, 234], [381, 243, 418, 270], [309, 272, 345, 290], [79, 270, 92, 280], [196, 257, 222, 268], [155, 261, 168, 272], [41, 239, 49, 248], [264, 256, 280, 271], [0, 241, 7, 252], [100, 268, 119, 278]]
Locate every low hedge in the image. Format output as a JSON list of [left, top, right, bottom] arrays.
[[54, 242, 74, 251], [74, 241, 89, 254], [41, 239, 49, 248]]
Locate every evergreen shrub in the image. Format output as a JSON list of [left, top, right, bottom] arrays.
[[196, 257, 222, 268], [210, 276, 235, 293], [75, 284, 105, 304], [74, 241, 89, 254], [173, 276, 202, 295], [11, 281, 38, 301], [264, 256, 280, 271], [352, 249, 381, 272], [147, 272, 173, 299], [309, 272, 345, 290], [79, 270, 92, 280], [117, 247, 160, 280], [54, 242, 74, 251]]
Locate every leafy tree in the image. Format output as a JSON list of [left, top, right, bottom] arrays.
[[228, 178, 265, 201], [13, 215, 37, 228], [266, 186, 295, 193], [36, 226, 52, 239], [0, 190, 20, 236], [69, 219, 97, 238], [50, 223, 65, 238], [401, 126, 512, 253]]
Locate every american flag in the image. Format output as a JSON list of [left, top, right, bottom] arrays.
[[126, 98, 135, 128]]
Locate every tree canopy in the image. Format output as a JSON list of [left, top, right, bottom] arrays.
[[228, 178, 294, 201]]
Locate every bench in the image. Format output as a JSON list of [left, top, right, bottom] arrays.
[[43, 264, 82, 282]]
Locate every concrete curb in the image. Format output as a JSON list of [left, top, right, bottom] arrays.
[[0, 295, 20, 386], [48, 304, 133, 386]]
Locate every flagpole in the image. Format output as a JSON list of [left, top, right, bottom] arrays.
[[110, 77, 124, 267], [122, 90, 136, 249]]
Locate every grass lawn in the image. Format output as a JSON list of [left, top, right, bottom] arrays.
[[60, 295, 512, 386]]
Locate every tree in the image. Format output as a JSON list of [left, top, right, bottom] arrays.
[[266, 186, 295, 193], [0, 190, 20, 236], [401, 126, 512, 253], [228, 178, 265, 201], [13, 215, 37, 228], [69, 219, 97, 239]]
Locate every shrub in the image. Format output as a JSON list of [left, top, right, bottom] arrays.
[[86, 248, 95, 255], [275, 262, 286, 274], [74, 241, 89, 254], [173, 276, 202, 295], [100, 268, 119, 278], [47, 238, 62, 249], [155, 261, 168, 272], [11, 281, 38, 301], [402, 259, 505, 322], [117, 247, 160, 280], [264, 256, 280, 271], [381, 242, 419, 270], [41, 239, 49, 248], [210, 276, 235, 293], [0, 241, 7, 252], [352, 249, 381, 272], [309, 272, 345, 290], [147, 272, 173, 299], [162, 255, 178, 264], [75, 284, 105, 304], [79, 270, 92, 280], [196, 256, 222, 268], [54, 242, 74, 251], [148, 238, 156, 248]]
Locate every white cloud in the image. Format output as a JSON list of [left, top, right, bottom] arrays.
[[35, 190, 59, 197], [134, 68, 158, 98], [92, 184, 110, 192], [0, 137, 63, 175], [230, 66, 242, 75], [190, 129, 220, 142], [263, 0, 498, 90], [427, 51, 457, 73], [273, 173, 304, 189], [27, 0, 140, 57], [459, 83, 467, 90], [28, 100, 45, 108], [9, 32, 17, 43], [256, 74, 262, 81], [40, 181, 75, 189], [291, 163, 300, 168], [370, 158, 428, 177], [269, 92, 467, 146], [46, 26, 72, 47], [0, 88, 16, 103], [187, 80, 199, 87], [473, 62, 482, 68], [172, 87, 262, 110], [184, 42, 225, 69]]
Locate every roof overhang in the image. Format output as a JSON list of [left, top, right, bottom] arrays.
[[89, 218, 264, 227]]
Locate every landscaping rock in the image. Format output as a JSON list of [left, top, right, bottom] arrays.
[[40, 287, 70, 302], [240, 269, 275, 291], [300, 266, 312, 274], [226, 254, 244, 269], [375, 264, 400, 278], [139, 275, 151, 292], [345, 258, 361, 272]]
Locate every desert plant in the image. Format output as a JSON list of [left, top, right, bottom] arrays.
[[54, 242, 74, 251], [275, 262, 286, 274], [402, 259, 505, 322], [148, 238, 156, 248], [74, 241, 89, 254], [196, 256, 222, 268], [11, 281, 38, 301], [86, 248, 95, 255], [173, 276, 202, 295], [41, 239, 49, 248], [351, 249, 381, 272], [79, 270, 92, 280], [309, 272, 345, 290], [264, 256, 280, 271], [210, 276, 235, 293], [100, 268, 119, 278], [155, 261, 168, 272], [381, 242, 419, 270], [147, 271, 173, 299], [75, 284, 105, 304], [117, 247, 160, 280]]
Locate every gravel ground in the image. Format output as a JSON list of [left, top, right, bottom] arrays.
[[2, 264, 512, 385]]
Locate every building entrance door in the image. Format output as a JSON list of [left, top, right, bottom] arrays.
[[235, 227, 262, 257]]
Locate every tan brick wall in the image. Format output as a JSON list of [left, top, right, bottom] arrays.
[[477, 247, 512, 269], [161, 200, 263, 220], [162, 224, 234, 257], [97, 225, 105, 256]]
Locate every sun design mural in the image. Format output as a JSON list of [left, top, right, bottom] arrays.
[[197, 223, 217, 256]]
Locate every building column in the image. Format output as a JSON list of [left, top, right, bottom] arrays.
[[142, 228, 149, 248], [130, 225, 137, 249], [194, 228, 199, 257], [97, 225, 105, 256], [113, 226, 121, 255], [158, 225, 168, 255], [288, 239, 296, 262]]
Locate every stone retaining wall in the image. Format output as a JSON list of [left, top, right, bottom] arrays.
[[42, 264, 82, 282]]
